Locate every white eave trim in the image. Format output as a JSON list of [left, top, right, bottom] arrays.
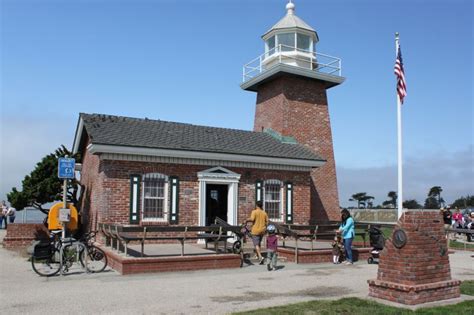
[[241, 63, 345, 92], [72, 117, 84, 154], [87, 144, 325, 168]]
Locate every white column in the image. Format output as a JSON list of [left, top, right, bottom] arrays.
[[198, 180, 206, 226], [227, 182, 239, 226]]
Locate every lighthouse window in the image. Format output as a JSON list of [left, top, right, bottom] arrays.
[[277, 33, 295, 51], [297, 34, 311, 52], [267, 36, 275, 55]]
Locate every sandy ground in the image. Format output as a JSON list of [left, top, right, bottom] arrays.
[[1, 229, 473, 314]]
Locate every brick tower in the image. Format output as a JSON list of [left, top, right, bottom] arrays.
[[241, 1, 345, 221]]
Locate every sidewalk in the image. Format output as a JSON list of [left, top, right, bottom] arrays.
[[1, 229, 473, 314]]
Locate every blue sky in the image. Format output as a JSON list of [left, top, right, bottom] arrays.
[[1, 0, 473, 207]]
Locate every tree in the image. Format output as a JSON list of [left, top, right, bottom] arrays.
[[452, 195, 474, 208], [388, 191, 397, 208], [349, 192, 373, 208], [361, 195, 374, 208], [424, 196, 439, 209], [403, 199, 422, 209], [382, 200, 392, 208], [7, 145, 81, 214], [428, 186, 443, 207]]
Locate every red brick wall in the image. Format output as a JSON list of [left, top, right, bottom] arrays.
[[254, 75, 340, 222], [278, 247, 371, 264], [79, 139, 107, 233], [79, 156, 312, 227], [368, 210, 461, 305], [105, 248, 241, 275], [2, 224, 49, 250], [377, 211, 452, 285]]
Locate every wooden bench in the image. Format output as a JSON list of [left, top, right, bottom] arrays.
[[99, 223, 234, 257]]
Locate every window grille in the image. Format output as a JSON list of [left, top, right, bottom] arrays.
[[264, 179, 282, 220], [142, 173, 168, 220]]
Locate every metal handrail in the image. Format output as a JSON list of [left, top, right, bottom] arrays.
[[242, 44, 342, 82]]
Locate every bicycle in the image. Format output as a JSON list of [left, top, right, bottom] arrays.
[[31, 231, 107, 276], [79, 231, 108, 273], [31, 231, 62, 277], [232, 223, 253, 267], [31, 231, 83, 277]]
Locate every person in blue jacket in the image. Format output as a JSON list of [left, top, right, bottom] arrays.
[[338, 208, 355, 265]]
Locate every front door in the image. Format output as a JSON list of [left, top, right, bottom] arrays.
[[205, 184, 228, 226]]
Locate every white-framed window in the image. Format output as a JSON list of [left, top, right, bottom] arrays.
[[277, 32, 295, 51], [297, 33, 311, 52], [266, 36, 276, 55], [142, 173, 169, 221], [263, 179, 283, 221]]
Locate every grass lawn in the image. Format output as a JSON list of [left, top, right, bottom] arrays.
[[449, 240, 474, 250], [460, 280, 474, 296], [354, 226, 474, 251], [354, 227, 393, 243], [234, 281, 474, 315]]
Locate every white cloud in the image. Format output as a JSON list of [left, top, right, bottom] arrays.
[[337, 146, 474, 207]]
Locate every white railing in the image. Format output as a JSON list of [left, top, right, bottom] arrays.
[[242, 44, 342, 82]]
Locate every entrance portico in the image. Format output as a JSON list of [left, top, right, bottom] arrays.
[[198, 167, 241, 227]]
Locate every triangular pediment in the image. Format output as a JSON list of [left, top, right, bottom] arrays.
[[197, 166, 241, 181]]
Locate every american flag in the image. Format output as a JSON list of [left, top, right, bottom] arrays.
[[394, 44, 407, 104]]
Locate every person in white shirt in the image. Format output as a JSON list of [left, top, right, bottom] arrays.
[[1, 200, 8, 229], [7, 206, 16, 223]]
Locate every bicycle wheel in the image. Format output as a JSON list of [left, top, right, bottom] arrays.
[[31, 249, 61, 277], [61, 244, 79, 273], [80, 245, 108, 273], [232, 241, 242, 254]]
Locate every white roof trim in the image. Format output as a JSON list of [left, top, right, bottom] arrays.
[[72, 117, 84, 154], [88, 144, 325, 168], [198, 166, 241, 181], [262, 27, 318, 42], [241, 63, 345, 92]]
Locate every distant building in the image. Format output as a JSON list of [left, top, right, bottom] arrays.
[[72, 2, 344, 229]]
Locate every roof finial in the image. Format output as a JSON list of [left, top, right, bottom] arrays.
[[286, 0, 295, 15]]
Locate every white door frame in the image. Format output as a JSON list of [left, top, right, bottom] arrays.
[[197, 167, 240, 227]]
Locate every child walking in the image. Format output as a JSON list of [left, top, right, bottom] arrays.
[[332, 234, 343, 264], [266, 224, 278, 271]]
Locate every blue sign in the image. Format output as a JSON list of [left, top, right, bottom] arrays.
[[58, 158, 76, 179]]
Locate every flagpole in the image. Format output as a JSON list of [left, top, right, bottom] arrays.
[[396, 32, 403, 219]]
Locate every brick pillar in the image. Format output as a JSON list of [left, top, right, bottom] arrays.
[[368, 210, 461, 305], [254, 75, 340, 221]]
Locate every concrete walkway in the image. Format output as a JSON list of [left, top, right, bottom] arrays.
[[1, 229, 473, 314]]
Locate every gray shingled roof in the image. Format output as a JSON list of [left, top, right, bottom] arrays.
[[262, 3, 317, 39], [79, 113, 324, 162]]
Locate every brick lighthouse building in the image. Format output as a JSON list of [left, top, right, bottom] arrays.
[[72, 1, 344, 231], [241, 1, 345, 221]]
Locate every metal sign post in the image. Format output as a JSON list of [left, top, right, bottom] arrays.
[[58, 157, 75, 239]]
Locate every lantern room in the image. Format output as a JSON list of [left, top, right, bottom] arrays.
[[261, 1, 319, 69], [241, 1, 343, 91]]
